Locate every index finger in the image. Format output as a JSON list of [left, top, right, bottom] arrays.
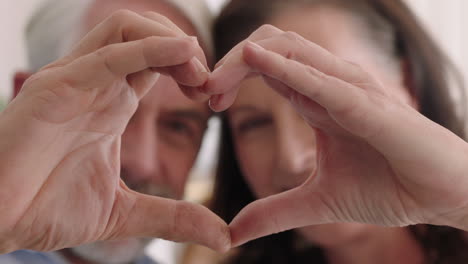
[[141, 11, 208, 68], [60, 36, 205, 100], [47, 10, 193, 68]]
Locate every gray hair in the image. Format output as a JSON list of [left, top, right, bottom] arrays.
[[25, 0, 91, 71], [26, 0, 213, 71]]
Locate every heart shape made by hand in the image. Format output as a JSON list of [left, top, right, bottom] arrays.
[[2, 13, 468, 254], [197, 25, 468, 247]]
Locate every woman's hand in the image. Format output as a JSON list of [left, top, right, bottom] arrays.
[[204, 25, 468, 247], [0, 11, 229, 253]]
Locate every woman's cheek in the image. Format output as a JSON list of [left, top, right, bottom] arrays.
[[236, 140, 276, 199]]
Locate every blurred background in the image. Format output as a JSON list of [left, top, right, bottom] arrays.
[[1, 1, 466, 100], [0, 0, 466, 263]]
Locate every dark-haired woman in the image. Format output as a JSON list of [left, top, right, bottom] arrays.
[[196, 0, 468, 263]]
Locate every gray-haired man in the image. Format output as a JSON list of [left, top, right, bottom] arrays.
[[0, 0, 229, 263]]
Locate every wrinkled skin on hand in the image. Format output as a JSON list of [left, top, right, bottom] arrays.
[[0, 10, 230, 253], [1, 15, 468, 253], [202, 25, 468, 247]]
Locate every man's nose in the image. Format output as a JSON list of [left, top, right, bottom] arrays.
[[123, 121, 161, 182], [273, 118, 316, 191]]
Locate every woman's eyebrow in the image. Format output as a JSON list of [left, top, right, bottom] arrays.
[[229, 105, 264, 115]]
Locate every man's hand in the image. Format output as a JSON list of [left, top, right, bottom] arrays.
[[0, 10, 229, 253], [204, 25, 468, 247]]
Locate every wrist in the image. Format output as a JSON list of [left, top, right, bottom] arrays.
[[435, 141, 468, 231]]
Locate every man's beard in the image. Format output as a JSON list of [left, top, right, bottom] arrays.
[[70, 238, 152, 264], [69, 174, 178, 264], [120, 168, 180, 200], [124, 180, 178, 199]]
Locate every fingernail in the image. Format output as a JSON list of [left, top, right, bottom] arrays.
[[209, 95, 222, 112], [193, 58, 208, 73]]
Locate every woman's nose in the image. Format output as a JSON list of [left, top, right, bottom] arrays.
[[273, 120, 316, 191]]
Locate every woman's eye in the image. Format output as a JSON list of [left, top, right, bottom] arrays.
[[237, 117, 272, 133]]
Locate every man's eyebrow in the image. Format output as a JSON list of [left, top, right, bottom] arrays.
[[164, 110, 210, 123]]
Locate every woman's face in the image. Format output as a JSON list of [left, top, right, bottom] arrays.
[[228, 5, 414, 247]]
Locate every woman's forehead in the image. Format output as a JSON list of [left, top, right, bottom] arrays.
[[269, 6, 372, 59], [268, 5, 402, 90], [229, 77, 288, 113]]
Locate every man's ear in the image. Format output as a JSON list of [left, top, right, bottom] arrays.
[[13, 72, 32, 99], [400, 58, 419, 110]]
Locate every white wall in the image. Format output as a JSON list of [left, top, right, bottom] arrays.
[[406, 0, 466, 75], [0, 0, 44, 99]]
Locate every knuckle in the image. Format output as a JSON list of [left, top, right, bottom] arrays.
[[277, 61, 292, 79], [142, 11, 171, 24], [145, 11, 171, 24], [141, 11, 160, 18], [343, 60, 375, 84], [104, 10, 138, 38], [108, 9, 137, 25], [141, 36, 159, 48], [281, 31, 308, 50], [258, 24, 281, 34], [280, 32, 307, 59], [282, 31, 302, 42], [282, 46, 296, 60], [95, 45, 114, 59], [334, 98, 365, 121], [305, 65, 327, 81], [20, 72, 45, 92], [95, 45, 118, 75], [142, 11, 184, 37], [302, 66, 328, 98], [252, 24, 283, 40], [172, 201, 200, 242]]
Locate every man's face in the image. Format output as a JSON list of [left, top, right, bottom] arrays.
[[121, 75, 210, 200], [78, 0, 210, 199], [68, 0, 211, 263], [71, 75, 210, 264]]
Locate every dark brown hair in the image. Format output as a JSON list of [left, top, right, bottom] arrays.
[[211, 0, 468, 263]]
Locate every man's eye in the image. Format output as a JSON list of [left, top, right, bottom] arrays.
[[237, 117, 272, 133], [159, 118, 203, 149], [164, 120, 191, 134]]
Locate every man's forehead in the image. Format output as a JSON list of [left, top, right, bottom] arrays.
[[82, 0, 197, 36]]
